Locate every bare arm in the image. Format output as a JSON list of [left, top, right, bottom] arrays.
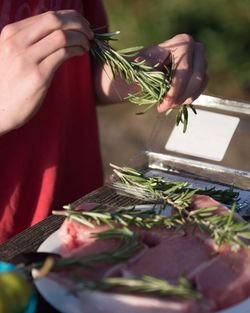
[[0, 10, 93, 136]]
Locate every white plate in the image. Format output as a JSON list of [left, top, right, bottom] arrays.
[[34, 205, 250, 313]]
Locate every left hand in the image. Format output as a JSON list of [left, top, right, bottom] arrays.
[[137, 34, 209, 112]]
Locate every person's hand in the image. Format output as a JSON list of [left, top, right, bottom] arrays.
[[0, 10, 93, 135], [137, 34, 208, 112]]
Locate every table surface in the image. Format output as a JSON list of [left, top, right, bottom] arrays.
[[0, 185, 145, 313]]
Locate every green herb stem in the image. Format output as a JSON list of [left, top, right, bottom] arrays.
[[71, 275, 201, 299]]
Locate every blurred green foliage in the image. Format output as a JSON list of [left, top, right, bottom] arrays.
[[103, 0, 250, 101]]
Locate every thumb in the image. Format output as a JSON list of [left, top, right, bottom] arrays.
[[135, 43, 171, 70]]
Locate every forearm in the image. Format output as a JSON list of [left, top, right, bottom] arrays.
[[92, 57, 139, 105]]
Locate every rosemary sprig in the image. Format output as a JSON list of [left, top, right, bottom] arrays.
[[54, 204, 182, 232], [54, 204, 167, 229], [33, 227, 143, 272], [37, 205, 249, 296], [36, 205, 250, 278], [110, 164, 239, 208], [191, 203, 250, 251], [53, 202, 249, 251], [71, 275, 201, 299], [173, 203, 250, 251], [82, 227, 143, 264], [91, 29, 194, 132]]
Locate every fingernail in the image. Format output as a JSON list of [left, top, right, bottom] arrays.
[[158, 99, 171, 112]]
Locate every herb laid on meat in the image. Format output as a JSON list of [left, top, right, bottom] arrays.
[[71, 275, 201, 299], [32, 228, 201, 299], [31, 164, 250, 312], [109, 164, 249, 251], [32, 228, 143, 272], [31, 227, 201, 299], [34, 194, 250, 312], [53, 201, 249, 252], [91, 28, 195, 133]]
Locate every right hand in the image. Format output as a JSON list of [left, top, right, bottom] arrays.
[[0, 10, 93, 135], [135, 34, 208, 112]]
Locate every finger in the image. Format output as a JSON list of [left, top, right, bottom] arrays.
[[28, 29, 90, 63], [2, 10, 92, 38], [0, 15, 42, 40], [39, 46, 85, 80], [157, 74, 209, 114], [2, 10, 93, 47], [183, 74, 209, 105], [175, 43, 208, 105], [135, 43, 171, 70], [158, 36, 195, 111]]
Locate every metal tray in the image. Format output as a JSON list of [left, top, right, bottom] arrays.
[[120, 150, 250, 216], [110, 95, 250, 217]]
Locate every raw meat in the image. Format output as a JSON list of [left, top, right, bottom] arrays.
[[188, 248, 250, 310], [47, 273, 215, 313], [58, 203, 104, 253], [190, 195, 230, 216], [53, 195, 250, 313], [121, 233, 212, 281]]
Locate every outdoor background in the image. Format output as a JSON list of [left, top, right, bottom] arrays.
[[96, 0, 250, 180]]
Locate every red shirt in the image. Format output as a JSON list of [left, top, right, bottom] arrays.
[[0, 0, 107, 243]]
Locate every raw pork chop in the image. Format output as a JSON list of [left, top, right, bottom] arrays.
[[189, 195, 230, 216], [188, 248, 250, 310], [53, 195, 250, 313], [121, 233, 212, 282], [48, 272, 215, 313]]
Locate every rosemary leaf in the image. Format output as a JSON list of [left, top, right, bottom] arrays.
[[110, 164, 239, 206], [71, 275, 201, 299]]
